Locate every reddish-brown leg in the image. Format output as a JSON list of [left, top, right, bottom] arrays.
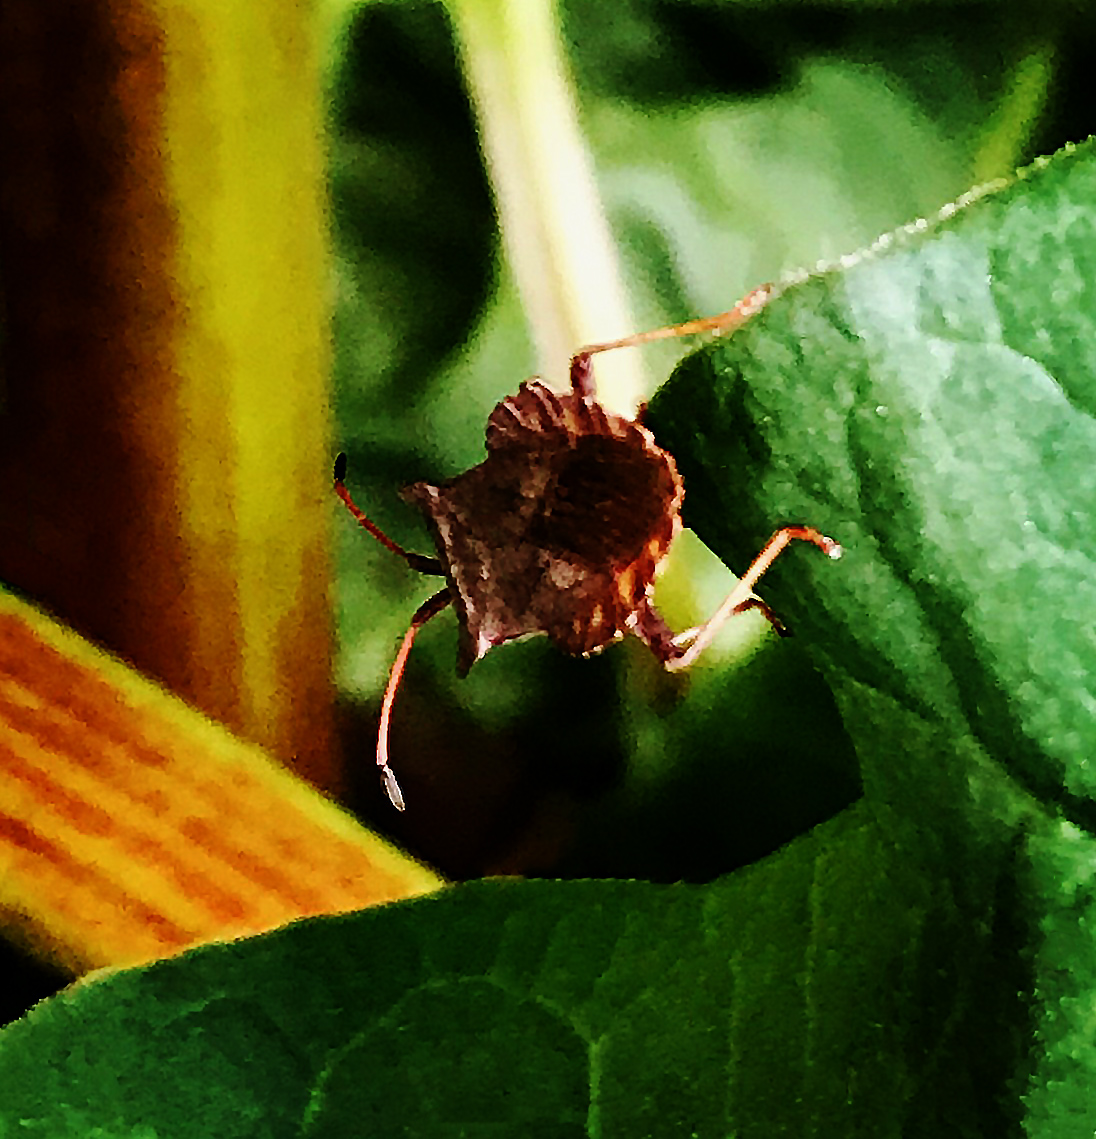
[[569, 352, 596, 399], [377, 588, 453, 811], [631, 594, 786, 665], [731, 596, 789, 637], [333, 453, 444, 576], [568, 284, 775, 399], [632, 525, 841, 670]]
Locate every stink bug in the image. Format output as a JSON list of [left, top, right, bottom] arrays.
[[335, 288, 841, 810]]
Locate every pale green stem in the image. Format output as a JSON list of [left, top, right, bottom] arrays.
[[445, 0, 645, 414], [970, 39, 1055, 185]]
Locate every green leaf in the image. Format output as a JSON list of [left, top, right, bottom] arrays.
[[649, 140, 1096, 841], [0, 804, 1025, 1137], [646, 137, 1096, 1131]]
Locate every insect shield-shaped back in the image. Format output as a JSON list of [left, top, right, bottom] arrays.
[[403, 381, 684, 673]]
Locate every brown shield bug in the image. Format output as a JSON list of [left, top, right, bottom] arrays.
[[335, 287, 841, 810]]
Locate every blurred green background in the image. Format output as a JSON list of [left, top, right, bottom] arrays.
[[326, 0, 1087, 881]]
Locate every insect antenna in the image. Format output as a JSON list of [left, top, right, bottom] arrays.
[[333, 453, 445, 576], [376, 589, 453, 810]]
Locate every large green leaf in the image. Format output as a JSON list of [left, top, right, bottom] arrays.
[[3, 139, 1093, 1138], [649, 140, 1096, 843], [646, 136, 1096, 1128], [0, 805, 1019, 1137]]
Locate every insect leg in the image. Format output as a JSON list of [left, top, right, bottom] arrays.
[[569, 283, 775, 396], [377, 588, 453, 811], [631, 594, 785, 665], [668, 526, 840, 670], [722, 596, 788, 637], [569, 352, 596, 399], [634, 525, 840, 671], [334, 454, 445, 575]]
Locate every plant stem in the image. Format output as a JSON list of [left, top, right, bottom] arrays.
[[970, 38, 1054, 185], [446, 0, 644, 414]]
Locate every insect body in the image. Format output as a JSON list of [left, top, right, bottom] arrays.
[[335, 293, 841, 810], [409, 375, 682, 671]]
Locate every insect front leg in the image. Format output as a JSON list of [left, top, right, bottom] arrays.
[[634, 525, 841, 671], [675, 596, 789, 644], [568, 284, 776, 399], [569, 351, 596, 399]]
